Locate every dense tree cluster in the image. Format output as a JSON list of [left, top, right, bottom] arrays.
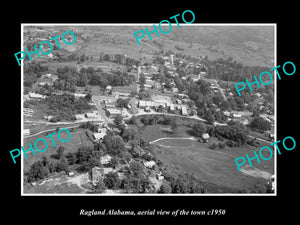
[[250, 117, 271, 131], [206, 57, 269, 83], [25, 156, 69, 183], [24, 62, 48, 87], [42, 94, 92, 122], [208, 121, 249, 147]]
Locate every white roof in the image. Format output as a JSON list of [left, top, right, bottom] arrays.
[[202, 133, 210, 139], [29, 93, 46, 99], [143, 160, 156, 168], [93, 133, 106, 140], [106, 108, 122, 115]]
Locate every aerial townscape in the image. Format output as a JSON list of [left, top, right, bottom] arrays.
[[23, 25, 275, 194]]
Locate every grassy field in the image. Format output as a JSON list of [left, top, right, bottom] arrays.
[[37, 25, 274, 67], [152, 138, 273, 191]]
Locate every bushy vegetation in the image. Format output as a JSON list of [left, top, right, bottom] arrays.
[[208, 121, 249, 147], [42, 94, 92, 122]]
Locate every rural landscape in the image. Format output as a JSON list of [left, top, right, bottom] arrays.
[[22, 25, 275, 194]]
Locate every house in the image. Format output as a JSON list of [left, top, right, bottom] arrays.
[[156, 173, 164, 181], [90, 167, 104, 185], [85, 111, 98, 119], [143, 160, 156, 168], [223, 111, 230, 117], [97, 127, 107, 134], [202, 133, 210, 143], [241, 118, 249, 125], [38, 81, 53, 86], [29, 92, 46, 100], [44, 115, 53, 121], [232, 113, 242, 119], [181, 105, 188, 116], [106, 108, 122, 116], [24, 129, 30, 136], [74, 93, 86, 98], [93, 132, 106, 141], [105, 85, 112, 92], [100, 154, 112, 165], [75, 114, 86, 121], [145, 79, 155, 86], [255, 93, 262, 98]]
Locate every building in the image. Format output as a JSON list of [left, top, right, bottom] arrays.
[[24, 108, 34, 117], [74, 93, 87, 98], [38, 81, 53, 86], [97, 127, 107, 134], [29, 92, 46, 100], [105, 85, 112, 93], [112, 92, 131, 99], [75, 114, 86, 121], [181, 105, 188, 116], [202, 133, 210, 143], [106, 108, 122, 117], [90, 167, 104, 185], [93, 132, 106, 141], [85, 111, 98, 119], [223, 111, 231, 117], [144, 160, 156, 168], [24, 129, 30, 136], [100, 154, 112, 165]]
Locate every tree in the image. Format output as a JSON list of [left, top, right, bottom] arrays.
[[158, 183, 172, 193], [25, 161, 49, 182], [104, 172, 121, 189], [116, 98, 130, 108], [92, 178, 106, 193], [191, 123, 206, 137], [56, 159, 69, 173], [121, 127, 137, 142], [250, 117, 271, 131], [65, 152, 78, 165], [170, 119, 178, 134], [56, 146, 65, 159], [113, 114, 123, 128], [129, 160, 145, 176]]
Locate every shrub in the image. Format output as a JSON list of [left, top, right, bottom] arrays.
[[218, 142, 225, 149], [209, 143, 218, 149]]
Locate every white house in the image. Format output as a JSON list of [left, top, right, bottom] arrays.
[[202, 133, 210, 143], [29, 92, 46, 100], [24, 129, 30, 136], [93, 133, 106, 141], [143, 160, 156, 168], [181, 105, 188, 116], [100, 154, 112, 165]]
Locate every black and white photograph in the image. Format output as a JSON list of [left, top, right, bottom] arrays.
[[21, 24, 276, 195], [4, 4, 298, 224]]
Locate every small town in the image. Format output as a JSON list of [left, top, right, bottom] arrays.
[[22, 25, 275, 194]]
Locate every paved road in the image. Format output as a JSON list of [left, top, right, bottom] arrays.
[[91, 96, 110, 126], [24, 124, 80, 139]]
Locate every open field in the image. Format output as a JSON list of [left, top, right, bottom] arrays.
[[35, 25, 274, 67], [152, 138, 274, 191]]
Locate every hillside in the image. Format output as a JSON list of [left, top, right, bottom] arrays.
[[29, 25, 274, 67]]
